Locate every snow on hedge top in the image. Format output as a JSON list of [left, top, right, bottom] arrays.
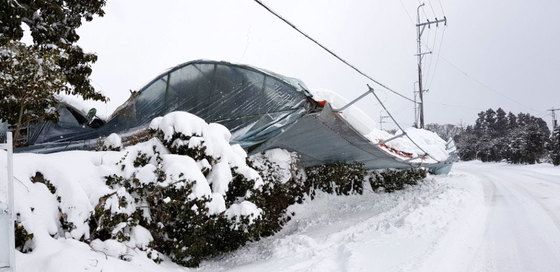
[[150, 111, 263, 187], [249, 148, 297, 184], [150, 111, 209, 140], [103, 133, 122, 150]]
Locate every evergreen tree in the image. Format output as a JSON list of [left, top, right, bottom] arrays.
[[455, 108, 550, 164], [473, 111, 486, 137], [494, 108, 508, 136], [0, 0, 107, 143], [484, 108, 496, 135], [0, 41, 67, 144], [507, 112, 518, 130], [551, 127, 560, 166]]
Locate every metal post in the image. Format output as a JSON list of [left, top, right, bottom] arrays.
[[333, 90, 372, 112], [7, 132, 15, 272], [0, 132, 15, 272]]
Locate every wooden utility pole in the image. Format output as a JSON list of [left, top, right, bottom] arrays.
[[416, 3, 447, 128]]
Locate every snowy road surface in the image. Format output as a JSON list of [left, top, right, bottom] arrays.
[[197, 161, 560, 272], [457, 162, 560, 272]]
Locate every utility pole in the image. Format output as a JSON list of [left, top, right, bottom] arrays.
[[416, 3, 447, 128], [413, 81, 417, 127], [549, 108, 560, 129]]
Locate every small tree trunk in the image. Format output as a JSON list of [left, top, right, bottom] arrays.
[[13, 102, 26, 147]]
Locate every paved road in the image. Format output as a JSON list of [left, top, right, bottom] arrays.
[[455, 162, 560, 272]]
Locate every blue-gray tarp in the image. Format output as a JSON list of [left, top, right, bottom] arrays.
[[15, 60, 449, 171]]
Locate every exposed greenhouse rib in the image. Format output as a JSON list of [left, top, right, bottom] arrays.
[[368, 85, 441, 163]]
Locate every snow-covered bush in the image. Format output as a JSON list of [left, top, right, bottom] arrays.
[[12, 111, 266, 267], [87, 112, 266, 266], [100, 133, 123, 151], [368, 168, 427, 193], [305, 162, 365, 197], [248, 149, 307, 236]]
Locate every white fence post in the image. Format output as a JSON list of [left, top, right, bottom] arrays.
[[0, 132, 15, 272]]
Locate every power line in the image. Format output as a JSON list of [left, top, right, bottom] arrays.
[[369, 85, 441, 163], [439, 56, 542, 114], [252, 0, 416, 103], [437, 0, 446, 16], [398, 0, 415, 24], [427, 26, 446, 89], [427, 0, 438, 18], [423, 26, 439, 84]]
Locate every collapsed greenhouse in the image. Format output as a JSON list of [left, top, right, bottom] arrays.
[[6, 60, 455, 173]]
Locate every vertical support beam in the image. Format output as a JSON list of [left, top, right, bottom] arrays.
[[7, 132, 16, 272]]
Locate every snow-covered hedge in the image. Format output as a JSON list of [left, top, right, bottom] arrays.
[[12, 112, 266, 267], [91, 112, 266, 266], [367, 168, 427, 193], [247, 149, 307, 236], [10, 111, 430, 270], [305, 162, 366, 197]]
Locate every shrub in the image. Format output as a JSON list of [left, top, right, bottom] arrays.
[[88, 112, 265, 267], [15, 220, 33, 253], [305, 162, 365, 197], [368, 168, 427, 193], [248, 149, 308, 237]]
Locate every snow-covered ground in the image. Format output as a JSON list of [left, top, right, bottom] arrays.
[[194, 161, 560, 272], [3, 159, 560, 271]]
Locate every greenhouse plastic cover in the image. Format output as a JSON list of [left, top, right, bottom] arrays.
[[15, 60, 451, 171]]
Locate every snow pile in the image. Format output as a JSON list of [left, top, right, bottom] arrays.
[[366, 128, 449, 163], [56, 93, 112, 121]]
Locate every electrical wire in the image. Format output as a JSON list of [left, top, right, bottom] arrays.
[[369, 85, 441, 163], [252, 0, 416, 103], [439, 56, 543, 114], [398, 0, 415, 24], [427, 0, 438, 18], [427, 26, 446, 89], [437, 0, 446, 16], [423, 26, 438, 84]]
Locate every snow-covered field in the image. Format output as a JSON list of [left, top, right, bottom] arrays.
[[3, 158, 560, 272]]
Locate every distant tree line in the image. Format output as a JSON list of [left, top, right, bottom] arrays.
[[453, 108, 560, 165]]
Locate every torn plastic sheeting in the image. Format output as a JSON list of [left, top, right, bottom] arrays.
[[253, 104, 415, 170]]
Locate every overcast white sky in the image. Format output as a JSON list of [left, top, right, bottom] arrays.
[[75, 0, 560, 129]]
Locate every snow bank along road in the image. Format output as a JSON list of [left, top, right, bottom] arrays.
[[197, 161, 560, 272]]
